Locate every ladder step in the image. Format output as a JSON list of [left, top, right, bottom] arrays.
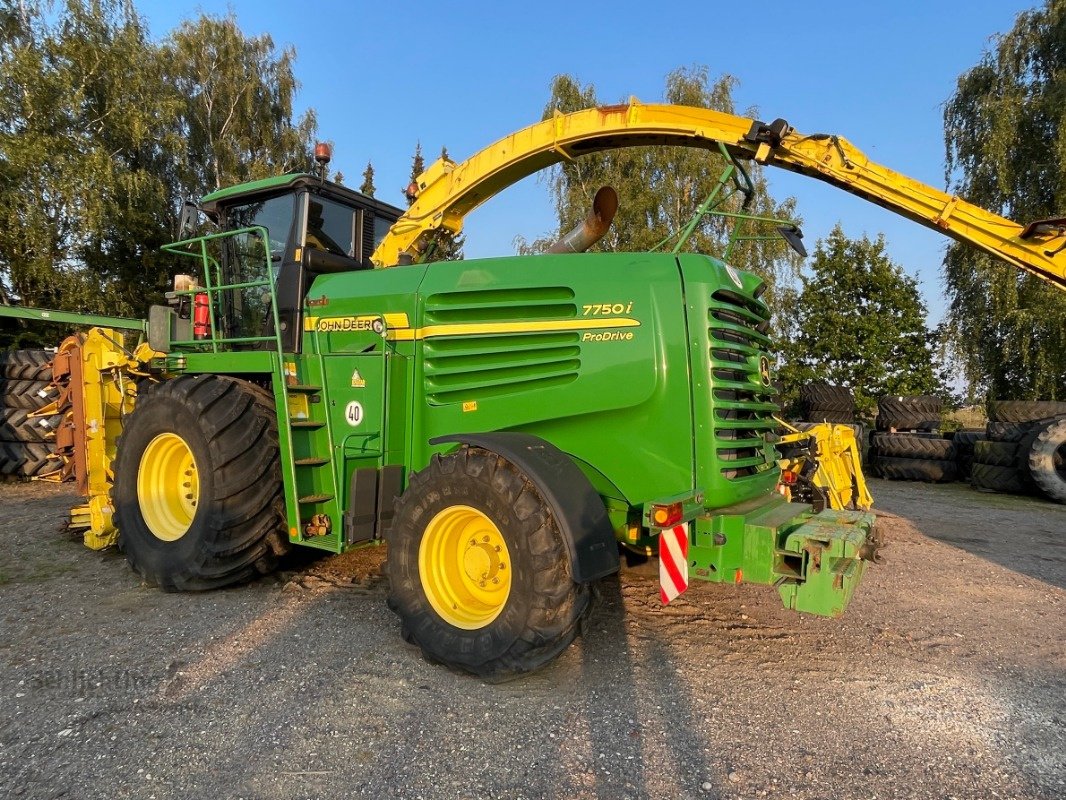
[[291, 420, 325, 429], [298, 493, 334, 504], [287, 384, 322, 393], [294, 457, 330, 467]]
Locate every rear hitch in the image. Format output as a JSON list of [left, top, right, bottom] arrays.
[[858, 521, 886, 564]]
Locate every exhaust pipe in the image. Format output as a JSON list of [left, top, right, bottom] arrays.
[[546, 186, 618, 254]]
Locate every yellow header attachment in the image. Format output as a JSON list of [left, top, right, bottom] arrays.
[[371, 102, 1066, 292]]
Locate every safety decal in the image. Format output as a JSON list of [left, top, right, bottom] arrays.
[[659, 523, 690, 604]]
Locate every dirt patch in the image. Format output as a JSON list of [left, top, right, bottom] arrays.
[[0, 479, 1063, 799]]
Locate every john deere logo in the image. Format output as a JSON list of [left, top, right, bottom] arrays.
[[759, 356, 771, 386]]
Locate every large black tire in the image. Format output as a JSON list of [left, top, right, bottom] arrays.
[[870, 433, 956, 460], [1025, 417, 1066, 503], [970, 462, 1026, 494], [0, 379, 56, 410], [985, 420, 1043, 443], [952, 430, 986, 448], [876, 395, 941, 431], [0, 440, 55, 478], [797, 385, 854, 424], [799, 383, 853, 411], [951, 430, 985, 480], [973, 439, 1020, 467], [875, 456, 957, 483], [112, 375, 289, 591], [0, 408, 62, 442], [0, 349, 53, 382], [386, 447, 591, 680], [988, 400, 1066, 424]]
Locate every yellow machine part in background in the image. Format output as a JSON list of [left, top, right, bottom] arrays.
[[775, 419, 872, 512], [48, 328, 156, 549]]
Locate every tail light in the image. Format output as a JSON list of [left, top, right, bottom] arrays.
[[649, 502, 683, 528]]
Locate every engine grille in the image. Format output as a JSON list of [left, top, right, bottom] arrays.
[[422, 286, 580, 405], [707, 288, 778, 480]]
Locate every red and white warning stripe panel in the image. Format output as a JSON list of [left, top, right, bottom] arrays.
[[659, 523, 690, 604]]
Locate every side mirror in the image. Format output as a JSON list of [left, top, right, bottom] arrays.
[[178, 201, 201, 240], [778, 225, 807, 258]]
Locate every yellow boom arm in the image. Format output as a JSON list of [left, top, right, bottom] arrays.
[[371, 101, 1066, 291]]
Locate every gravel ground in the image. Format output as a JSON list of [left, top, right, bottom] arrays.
[[0, 478, 1063, 800]]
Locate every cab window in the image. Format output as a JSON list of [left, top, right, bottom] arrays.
[[306, 197, 359, 259], [227, 195, 295, 262]]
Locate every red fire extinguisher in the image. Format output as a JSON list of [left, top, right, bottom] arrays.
[[193, 293, 210, 339]]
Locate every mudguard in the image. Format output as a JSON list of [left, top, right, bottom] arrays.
[[428, 432, 620, 583]]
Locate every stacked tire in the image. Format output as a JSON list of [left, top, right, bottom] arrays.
[[868, 395, 954, 482], [0, 349, 60, 480], [869, 431, 957, 483], [950, 430, 986, 480], [876, 395, 941, 431], [797, 383, 854, 424], [973, 400, 1066, 502]]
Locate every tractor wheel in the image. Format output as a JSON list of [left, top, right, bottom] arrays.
[[870, 433, 955, 460], [797, 383, 854, 422], [386, 446, 591, 680], [0, 408, 63, 442], [112, 375, 289, 591], [985, 420, 1042, 443], [970, 462, 1025, 494], [0, 379, 56, 410], [1025, 417, 1066, 503], [876, 395, 941, 431], [988, 400, 1066, 424], [875, 456, 957, 483], [0, 349, 53, 382], [0, 440, 55, 478], [973, 440, 1019, 468]]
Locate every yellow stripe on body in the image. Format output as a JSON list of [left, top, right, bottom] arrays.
[[390, 317, 640, 341], [303, 312, 411, 332]]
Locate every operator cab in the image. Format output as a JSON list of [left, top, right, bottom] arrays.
[[191, 173, 404, 352]]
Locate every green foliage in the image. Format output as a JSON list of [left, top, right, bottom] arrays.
[[943, 1, 1066, 399], [167, 14, 314, 195], [777, 226, 950, 416], [359, 161, 375, 197], [521, 66, 801, 316], [0, 1, 315, 346]]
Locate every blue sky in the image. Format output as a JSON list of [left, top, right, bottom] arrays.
[[139, 1, 1033, 322]]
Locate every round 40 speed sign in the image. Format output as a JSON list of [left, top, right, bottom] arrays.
[[345, 401, 364, 427]]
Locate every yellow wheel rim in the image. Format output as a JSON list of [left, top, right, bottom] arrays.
[[136, 432, 200, 542], [418, 505, 511, 630]]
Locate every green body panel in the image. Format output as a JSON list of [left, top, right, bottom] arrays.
[[410, 253, 695, 506], [303, 252, 780, 511], [162, 224, 874, 616]]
